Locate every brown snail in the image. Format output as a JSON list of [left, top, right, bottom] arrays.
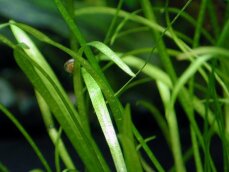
[[64, 59, 75, 73]]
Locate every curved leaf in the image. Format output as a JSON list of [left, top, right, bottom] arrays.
[[88, 41, 135, 77], [10, 24, 109, 172]]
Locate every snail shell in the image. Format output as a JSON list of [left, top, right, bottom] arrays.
[[64, 59, 75, 73]]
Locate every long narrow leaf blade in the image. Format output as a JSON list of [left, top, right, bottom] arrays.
[[120, 104, 143, 172], [0, 104, 52, 172], [82, 68, 127, 172], [88, 41, 135, 77], [35, 91, 76, 170], [10, 24, 109, 172]]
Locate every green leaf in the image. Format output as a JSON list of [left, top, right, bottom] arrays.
[[171, 55, 212, 105], [87, 41, 135, 77], [120, 104, 143, 172], [82, 68, 127, 172], [0, 104, 51, 172], [35, 91, 76, 170], [0, 23, 9, 30], [10, 24, 109, 172], [122, 55, 172, 88], [110, 9, 141, 45], [10, 21, 124, 131], [0, 162, 9, 172], [10, 21, 60, 85]]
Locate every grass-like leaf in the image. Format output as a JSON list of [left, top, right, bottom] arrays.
[[0, 23, 10, 29], [35, 91, 76, 170], [171, 55, 212, 105], [11, 21, 124, 131], [88, 41, 135, 77], [82, 68, 127, 172], [0, 1, 228, 171], [120, 104, 143, 172], [0, 104, 51, 172], [10, 24, 109, 172], [122, 55, 172, 88]]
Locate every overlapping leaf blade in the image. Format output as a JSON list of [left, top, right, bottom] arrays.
[[82, 68, 127, 172], [10, 24, 109, 172]]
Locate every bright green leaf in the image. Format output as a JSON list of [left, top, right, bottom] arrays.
[[82, 68, 127, 172], [88, 41, 135, 77]]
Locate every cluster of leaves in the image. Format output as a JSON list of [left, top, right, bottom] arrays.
[[0, 0, 229, 172]]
